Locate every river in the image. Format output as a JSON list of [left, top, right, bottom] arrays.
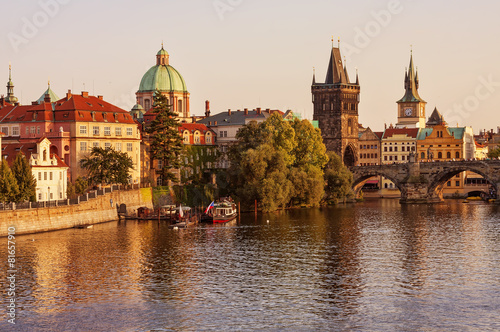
[[1, 199, 499, 331]]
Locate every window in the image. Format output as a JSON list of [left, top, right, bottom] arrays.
[[220, 131, 224, 138], [105, 142, 111, 149], [456, 181, 460, 187], [127, 128, 133, 136], [394, 147, 398, 152], [447, 152, 451, 159], [438, 152, 443, 159], [183, 131, 189, 144], [44, 172, 47, 180], [384, 156, 388, 161], [456, 152, 460, 159], [447, 181, 451, 187], [37, 127, 40, 134], [93, 142, 99, 148], [1, 127, 9, 136], [93, 126, 100, 135], [60, 172, 62, 180], [127, 143, 133, 152], [38, 193, 42, 201], [421, 152, 425, 159], [80, 142, 87, 151], [26, 127, 29, 135], [50, 193, 53, 200], [116, 143, 122, 151], [60, 192, 63, 199], [104, 127, 111, 136], [115, 127, 122, 136], [30, 127, 36, 134], [384, 147, 387, 152], [38, 172, 41, 181], [50, 172, 53, 180], [402, 146, 405, 152], [80, 126, 87, 134]]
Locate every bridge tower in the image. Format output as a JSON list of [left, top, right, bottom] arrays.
[[396, 51, 426, 129], [312, 43, 360, 166]]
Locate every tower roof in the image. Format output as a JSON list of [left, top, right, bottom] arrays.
[[138, 46, 188, 93], [426, 107, 447, 127], [325, 47, 350, 84], [5, 64, 18, 105], [36, 82, 60, 104], [397, 52, 425, 103]]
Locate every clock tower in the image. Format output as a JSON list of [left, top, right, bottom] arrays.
[[396, 51, 426, 128]]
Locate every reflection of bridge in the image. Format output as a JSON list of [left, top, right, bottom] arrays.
[[350, 161, 500, 204]]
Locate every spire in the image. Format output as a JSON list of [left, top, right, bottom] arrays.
[[312, 67, 316, 85], [343, 57, 350, 83], [397, 51, 425, 103], [355, 68, 359, 85], [5, 63, 18, 104], [156, 43, 169, 66], [325, 45, 348, 84]]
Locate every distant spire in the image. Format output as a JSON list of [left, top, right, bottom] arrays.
[[5, 62, 18, 104], [312, 67, 316, 84], [355, 67, 359, 85], [397, 50, 425, 103], [343, 56, 350, 83]]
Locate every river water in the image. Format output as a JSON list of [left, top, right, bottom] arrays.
[[1, 200, 500, 331]]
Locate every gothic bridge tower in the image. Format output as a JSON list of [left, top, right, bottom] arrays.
[[312, 45, 360, 166]]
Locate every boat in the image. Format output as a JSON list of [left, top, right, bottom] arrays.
[[211, 199, 237, 223]]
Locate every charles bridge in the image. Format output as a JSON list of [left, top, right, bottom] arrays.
[[350, 160, 500, 204]]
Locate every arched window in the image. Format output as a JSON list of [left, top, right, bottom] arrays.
[[438, 152, 443, 159], [194, 131, 201, 144], [183, 131, 189, 144], [43, 149, 47, 161], [447, 152, 451, 159], [206, 132, 212, 144], [421, 152, 425, 160], [145, 99, 150, 111], [456, 152, 460, 159]]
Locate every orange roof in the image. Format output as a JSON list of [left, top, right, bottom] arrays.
[[178, 123, 215, 134], [383, 128, 419, 139], [2, 143, 68, 168]]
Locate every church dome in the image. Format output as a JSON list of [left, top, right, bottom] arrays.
[[138, 47, 188, 93]]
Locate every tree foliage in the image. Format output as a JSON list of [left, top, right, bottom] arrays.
[[145, 91, 183, 183], [488, 146, 500, 159], [229, 114, 330, 211], [324, 151, 354, 203], [80, 147, 134, 186], [0, 160, 20, 203], [11, 152, 36, 202]]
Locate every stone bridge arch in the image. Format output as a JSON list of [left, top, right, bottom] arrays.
[[427, 164, 498, 199], [351, 167, 405, 197]]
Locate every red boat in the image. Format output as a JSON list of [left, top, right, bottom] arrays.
[[212, 200, 238, 223]]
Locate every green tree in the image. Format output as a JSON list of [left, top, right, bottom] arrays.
[[324, 151, 354, 204], [11, 152, 36, 202], [80, 147, 133, 186], [488, 146, 500, 159], [145, 91, 183, 184], [66, 181, 76, 198], [0, 160, 20, 203], [75, 177, 88, 195]]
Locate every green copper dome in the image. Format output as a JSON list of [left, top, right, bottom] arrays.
[[157, 48, 169, 56], [138, 65, 187, 93], [36, 84, 60, 104]]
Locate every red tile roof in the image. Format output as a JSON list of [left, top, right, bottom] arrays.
[[383, 128, 419, 139], [2, 143, 68, 168], [178, 123, 214, 134]]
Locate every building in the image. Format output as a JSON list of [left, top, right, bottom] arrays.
[[0, 90, 142, 183], [178, 123, 218, 184], [358, 127, 382, 166], [136, 45, 190, 121], [197, 107, 285, 168], [395, 52, 426, 129], [2, 137, 68, 202], [312, 45, 360, 166]]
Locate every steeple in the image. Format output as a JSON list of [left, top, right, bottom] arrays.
[[355, 68, 359, 85], [5, 63, 18, 105], [156, 44, 170, 66], [325, 46, 349, 84], [397, 51, 425, 103], [312, 67, 316, 85]]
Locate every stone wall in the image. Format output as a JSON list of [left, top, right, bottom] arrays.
[[0, 188, 153, 237]]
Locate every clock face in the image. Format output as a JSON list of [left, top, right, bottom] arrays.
[[405, 108, 413, 116]]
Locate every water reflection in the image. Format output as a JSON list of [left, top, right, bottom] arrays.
[[0, 200, 499, 331]]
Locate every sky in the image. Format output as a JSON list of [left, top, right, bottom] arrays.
[[1, 0, 500, 134]]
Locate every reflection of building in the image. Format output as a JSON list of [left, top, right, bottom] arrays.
[[2, 137, 68, 202], [396, 52, 426, 129], [136, 45, 190, 121], [312, 45, 360, 166]]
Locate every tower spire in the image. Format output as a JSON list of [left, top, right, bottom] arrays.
[[5, 62, 18, 104], [312, 67, 316, 84]]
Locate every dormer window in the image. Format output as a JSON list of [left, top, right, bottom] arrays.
[[91, 111, 96, 121]]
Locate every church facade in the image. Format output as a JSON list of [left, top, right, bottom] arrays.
[[312, 46, 360, 166]]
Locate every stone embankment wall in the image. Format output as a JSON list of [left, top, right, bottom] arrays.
[[0, 188, 152, 237]]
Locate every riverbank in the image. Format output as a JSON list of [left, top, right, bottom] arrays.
[[0, 188, 153, 237]]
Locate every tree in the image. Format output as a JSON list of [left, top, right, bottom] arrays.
[[324, 151, 354, 203], [145, 91, 183, 184], [488, 146, 500, 159], [11, 152, 36, 202], [0, 160, 19, 203], [80, 147, 133, 186], [75, 177, 88, 194]]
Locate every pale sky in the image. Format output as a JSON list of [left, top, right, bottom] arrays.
[[2, 0, 500, 134]]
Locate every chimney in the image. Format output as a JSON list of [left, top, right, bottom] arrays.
[[256, 107, 261, 115], [44, 94, 51, 103], [32, 101, 38, 105], [82, 91, 89, 98], [228, 109, 231, 116], [244, 108, 248, 116], [266, 108, 270, 113], [97, 95, 103, 100], [66, 90, 72, 99], [205, 100, 210, 117]]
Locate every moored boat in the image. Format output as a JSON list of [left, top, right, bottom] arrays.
[[212, 199, 237, 223]]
